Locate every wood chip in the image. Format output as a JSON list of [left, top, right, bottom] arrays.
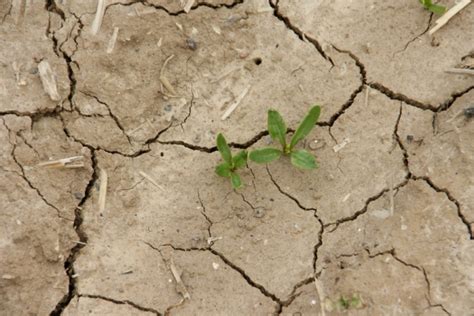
[[37, 156, 84, 169], [183, 0, 195, 13], [91, 0, 106, 35], [106, 27, 120, 54], [139, 171, 164, 191], [38, 60, 61, 101], [98, 168, 108, 215], [221, 85, 251, 120], [445, 68, 474, 76], [429, 0, 472, 35], [169, 258, 191, 300]]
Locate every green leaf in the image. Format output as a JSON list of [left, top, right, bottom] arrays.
[[215, 162, 231, 177], [428, 3, 446, 14], [290, 106, 321, 150], [249, 148, 282, 163], [232, 150, 248, 169], [290, 150, 318, 170], [268, 109, 287, 148], [216, 133, 232, 165], [230, 172, 242, 189]]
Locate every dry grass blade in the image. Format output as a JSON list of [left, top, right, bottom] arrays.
[[160, 55, 178, 97], [37, 156, 84, 169], [98, 168, 108, 215], [221, 85, 251, 120], [91, 0, 106, 35], [429, 0, 472, 35], [107, 27, 119, 54], [139, 171, 164, 191], [38, 60, 61, 101], [169, 258, 191, 300], [445, 68, 474, 76]]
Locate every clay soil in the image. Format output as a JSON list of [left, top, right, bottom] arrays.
[[1, 0, 473, 315]]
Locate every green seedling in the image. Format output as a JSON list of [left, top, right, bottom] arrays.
[[249, 106, 321, 170], [419, 0, 446, 15], [215, 133, 248, 189], [336, 294, 363, 311]]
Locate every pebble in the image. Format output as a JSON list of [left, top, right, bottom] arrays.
[[73, 192, 83, 200], [186, 38, 197, 50], [309, 138, 325, 150], [464, 107, 474, 118], [253, 207, 265, 218], [164, 104, 172, 112]]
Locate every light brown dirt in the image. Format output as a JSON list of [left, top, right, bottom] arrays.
[[1, 0, 473, 315]]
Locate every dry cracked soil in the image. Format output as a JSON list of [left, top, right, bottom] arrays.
[[1, 0, 473, 315]]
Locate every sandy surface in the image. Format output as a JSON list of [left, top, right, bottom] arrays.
[[1, 0, 473, 315]]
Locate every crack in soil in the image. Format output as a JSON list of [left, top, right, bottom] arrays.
[[197, 190, 213, 239], [265, 165, 325, 300], [413, 176, 473, 239], [208, 248, 283, 312], [50, 151, 98, 316], [1, 118, 73, 221], [80, 294, 162, 315], [143, 240, 282, 314], [78, 91, 133, 145], [269, 0, 333, 66], [107, 0, 244, 17], [385, 249, 451, 315], [393, 13, 434, 57]]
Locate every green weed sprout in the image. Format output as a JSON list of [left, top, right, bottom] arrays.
[[215, 133, 248, 189], [249, 106, 321, 170], [419, 0, 446, 15]]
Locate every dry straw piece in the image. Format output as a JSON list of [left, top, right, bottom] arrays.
[[221, 85, 251, 120], [169, 258, 191, 299], [106, 27, 120, 54], [91, 0, 106, 35], [429, 0, 472, 35], [38, 60, 61, 101], [98, 168, 108, 215], [183, 0, 195, 13], [37, 156, 84, 169]]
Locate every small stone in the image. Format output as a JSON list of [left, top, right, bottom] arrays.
[[309, 138, 326, 150], [164, 104, 173, 112], [186, 38, 197, 50], [464, 107, 474, 118], [253, 207, 265, 218], [73, 192, 83, 200], [212, 262, 220, 270], [29, 67, 38, 74], [406, 135, 414, 143]]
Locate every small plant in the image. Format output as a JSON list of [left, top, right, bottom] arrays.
[[336, 294, 363, 311], [215, 133, 248, 189], [419, 0, 446, 15], [249, 106, 321, 170]]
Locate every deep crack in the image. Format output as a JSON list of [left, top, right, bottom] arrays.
[[50, 151, 98, 316], [80, 294, 161, 315]]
